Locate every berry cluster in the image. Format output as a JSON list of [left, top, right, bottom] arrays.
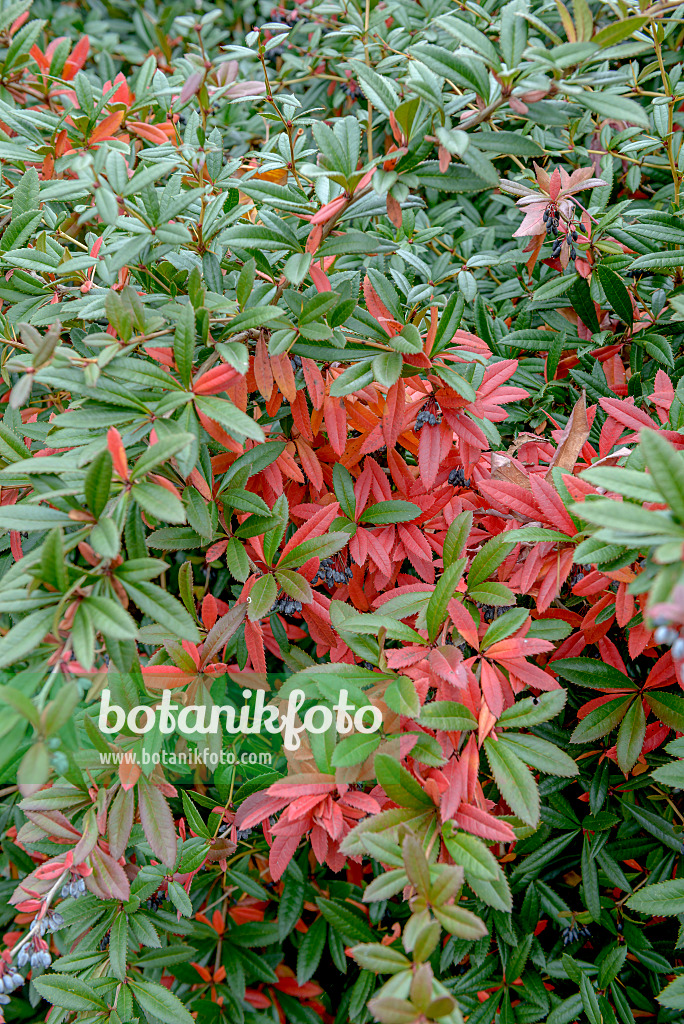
[[36, 910, 64, 936], [312, 557, 353, 587], [543, 205, 579, 261], [217, 821, 253, 842], [272, 595, 302, 616], [415, 403, 442, 431], [562, 923, 591, 946], [16, 937, 51, 970], [98, 932, 110, 952], [477, 603, 514, 624], [145, 891, 166, 912], [653, 619, 684, 661], [448, 467, 470, 488], [543, 206, 560, 237], [0, 967, 23, 1001], [340, 79, 362, 99], [568, 566, 586, 587], [61, 874, 86, 899]]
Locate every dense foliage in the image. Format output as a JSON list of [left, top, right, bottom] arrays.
[[2, 0, 684, 1023]]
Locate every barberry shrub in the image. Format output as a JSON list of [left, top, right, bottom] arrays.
[[1, 1, 684, 1023]]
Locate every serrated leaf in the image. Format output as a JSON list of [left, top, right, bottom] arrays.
[[138, 778, 177, 867], [484, 737, 539, 826]]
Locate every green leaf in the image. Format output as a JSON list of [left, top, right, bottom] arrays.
[[350, 944, 411, 974], [467, 534, 515, 588], [133, 434, 196, 479], [181, 791, 210, 838], [500, 0, 528, 67], [632, 332, 674, 368], [33, 975, 106, 1011], [592, 16, 648, 46], [0, 608, 55, 669], [575, 91, 651, 129], [427, 558, 466, 642], [0, 505, 73, 531], [372, 351, 402, 387], [433, 902, 487, 940], [277, 531, 349, 570], [411, 44, 490, 99], [498, 733, 578, 777], [109, 913, 128, 981], [594, 264, 633, 327], [274, 569, 312, 604], [615, 697, 646, 773], [443, 511, 473, 566], [331, 732, 381, 767], [129, 979, 195, 1024], [167, 879, 193, 916], [374, 753, 435, 809], [173, 303, 195, 386], [570, 696, 634, 743], [119, 580, 199, 642], [226, 538, 250, 581], [569, 276, 600, 333], [183, 486, 213, 538], [297, 915, 327, 985], [626, 878, 684, 916], [640, 429, 684, 522], [484, 737, 539, 826], [329, 360, 374, 397], [84, 596, 138, 641], [85, 450, 113, 520], [248, 574, 277, 621], [658, 975, 684, 1010], [194, 394, 265, 441], [346, 59, 400, 117], [624, 801, 682, 853], [580, 973, 601, 1024], [598, 946, 628, 989], [316, 897, 376, 943], [279, 864, 305, 940], [359, 500, 421, 525], [497, 690, 568, 728], [442, 823, 499, 880], [419, 701, 477, 731], [475, 131, 544, 157], [481, 608, 528, 649], [553, 658, 635, 690], [332, 464, 357, 520]]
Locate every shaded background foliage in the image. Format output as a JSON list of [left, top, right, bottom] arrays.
[[1, 0, 684, 1023]]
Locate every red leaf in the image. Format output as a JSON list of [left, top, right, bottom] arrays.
[[107, 427, 129, 480], [324, 395, 347, 456], [302, 358, 324, 409], [138, 779, 177, 867], [418, 424, 441, 489], [383, 381, 406, 450], [86, 846, 130, 901]]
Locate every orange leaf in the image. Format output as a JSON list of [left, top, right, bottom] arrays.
[[271, 351, 297, 402], [382, 380, 405, 450], [128, 122, 174, 145], [119, 753, 141, 791], [63, 35, 89, 80], [107, 427, 129, 480], [254, 336, 273, 400], [89, 111, 124, 144], [302, 357, 324, 409], [323, 395, 346, 457]]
